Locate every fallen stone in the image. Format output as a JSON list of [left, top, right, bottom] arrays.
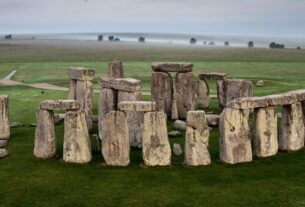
[[219, 108, 252, 164], [10, 122, 22, 128], [118, 101, 156, 112], [185, 111, 211, 166], [34, 109, 56, 159], [175, 72, 195, 118], [151, 72, 173, 116], [173, 143, 183, 156], [100, 77, 141, 92], [174, 120, 186, 130], [40, 100, 80, 110], [54, 113, 65, 124], [142, 112, 171, 166], [256, 80, 264, 87], [63, 110, 92, 164], [68, 67, 95, 81], [168, 131, 181, 137], [0, 95, 10, 140], [0, 140, 7, 147], [206, 114, 220, 126], [101, 111, 130, 166], [0, 148, 8, 158], [118, 91, 144, 148], [252, 106, 278, 157], [197, 79, 209, 109], [108, 61, 124, 78], [152, 62, 193, 73], [199, 72, 227, 81], [279, 102, 305, 151]]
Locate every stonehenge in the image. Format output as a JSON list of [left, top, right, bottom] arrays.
[[68, 67, 95, 130], [151, 62, 195, 119], [0, 95, 10, 158], [108, 60, 124, 78]]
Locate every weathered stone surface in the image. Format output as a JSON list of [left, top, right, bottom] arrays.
[[185, 111, 211, 166], [54, 113, 65, 124], [168, 131, 181, 137], [256, 80, 264, 87], [10, 122, 22, 128], [0, 140, 7, 147], [143, 112, 171, 166], [279, 102, 305, 151], [175, 72, 195, 119], [173, 143, 183, 156], [199, 72, 227, 81], [252, 107, 278, 157], [171, 99, 178, 120], [68, 67, 95, 81], [174, 120, 186, 130], [64, 110, 92, 164], [90, 134, 101, 152], [100, 77, 141, 92], [68, 80, 77, 99], [40, 100, 80, 111], [216, 80, 225, 107], [108, 61, 124, 78], [197, 79, 209, 109], [0, 95, 10, 140], [227, 92, 299, 110], [219, 108, 252, 164], [221, 79, 253, 107], [152, 62, 193, 73], [118, 101, 156, 112], [98, 88, 117, 128], [75, 80, 93, 130], [151, 72, 173, 116], [118, 91, 143, 148], [0, 148, 8, 158], [206, 114, 220, 126], [34, 109, 56, 159], [101, 111, 130, 166]]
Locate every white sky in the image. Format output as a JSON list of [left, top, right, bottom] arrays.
[[0, 0, 304, 36]]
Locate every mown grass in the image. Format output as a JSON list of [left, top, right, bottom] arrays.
[[1, 40, 305, 206]]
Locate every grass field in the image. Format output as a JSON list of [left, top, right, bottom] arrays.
[[1, 40, 305, 206]]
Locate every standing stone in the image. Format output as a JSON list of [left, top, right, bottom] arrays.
[[98, 88, 117, 138], [175, 72, 195, 119], [64, 110, 92, 164], [279, 102, 305, 151], [75, 80, 93, 130], [197, 79, 209, 109], [217, 80, 225, 107], [34, 109, 56, 159], [101, 111, 130, 166], [143, 112, 171, 166], [185, 111, 211, 166], [0, 95, 10, 140], [219, 108, 252, 164], [118, 91, 143, 148], [151, 72, 173, 117], [108, 61, 124, 78], [252, 106, 278, 157], [171, 99, 178, 120], [68, 79, 77, 99]]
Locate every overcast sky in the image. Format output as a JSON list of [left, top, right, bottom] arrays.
[[0, 0, 304, 37]]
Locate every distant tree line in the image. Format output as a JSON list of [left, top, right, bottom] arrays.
[[269, 42, 285, 49]]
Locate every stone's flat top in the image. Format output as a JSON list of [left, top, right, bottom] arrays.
[[199, 72, 227, 80], [0, 95, 8, 100], [151, 62, 193, 72], [227, 89, 305, 109], [68, 67, 95, 80], [100, 77, 141, 92], [118, 101, 157, 112], [40, 100, 80, 110]]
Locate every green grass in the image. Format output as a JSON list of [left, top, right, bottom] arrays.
[[1, 40, 305, 206]]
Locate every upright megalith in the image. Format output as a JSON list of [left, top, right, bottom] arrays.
[[64, 110, 92, 164], [175, 72, 195, 119], [197, 79, 209, 109], [108, 61, 124, 78], [151, 72, 173, 116], [0, 95, 10, 140], [143, 112, 171, 166], [101, 111, 130, 166], [219, 108, 252, 164], [279, 102, 305, 151], [185, 111, 211, 166], [68, 67, 95, 130], [34, 108, 56, 159], [252, 106, 278, 157]]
